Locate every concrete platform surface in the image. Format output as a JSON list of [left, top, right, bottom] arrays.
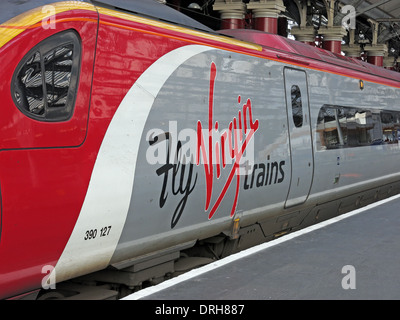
[[124, 194, 400, 300]]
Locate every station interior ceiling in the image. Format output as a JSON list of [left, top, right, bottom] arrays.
[[165, 0, 400, 60]]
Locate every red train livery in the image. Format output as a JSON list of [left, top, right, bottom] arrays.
[[1, 1, 400, 299]]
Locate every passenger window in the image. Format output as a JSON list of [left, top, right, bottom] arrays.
[[12, 31, 81, 122], [317, 104, 400, 150], [381, 111, 399, 144], [317, 106, 340, 149], [291, 85, 303, 128]]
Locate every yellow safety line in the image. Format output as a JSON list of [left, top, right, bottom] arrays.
[[0, 2, 398, 89], [96, 7, 262, 52], [0, 1, 97, 48]]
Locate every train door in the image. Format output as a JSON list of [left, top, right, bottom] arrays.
[[284, 68, 314, 208], [5, 27, 97, 149]]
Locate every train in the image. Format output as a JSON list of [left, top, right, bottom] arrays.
[[1, 0, 400, 299]]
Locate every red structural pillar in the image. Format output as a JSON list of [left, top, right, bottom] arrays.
[[253, 16, 277, 33], [322, 38, 342, 54], [247, 0, 285, 34], [213, 0, 246, 30], [364, 44, 387, 67], [220, 12, 245, 29], [367, 55, 383, 67], [318, 26, 347, 54]]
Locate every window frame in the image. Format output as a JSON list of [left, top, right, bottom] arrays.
[[290, 84, 303, 128], [11, 30, 81, 122], [317, 104, 400, 150]]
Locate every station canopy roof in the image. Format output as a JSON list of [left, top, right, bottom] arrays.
[[349, 0, 400, 22], [164, 0, 400, 58], [282, 0, 400, 57], [322, 0, 400, 57]]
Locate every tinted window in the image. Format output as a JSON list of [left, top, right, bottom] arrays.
[[291, 85, 303, 128], [317, 105, 400, 150], [12, 31, 81, 122]]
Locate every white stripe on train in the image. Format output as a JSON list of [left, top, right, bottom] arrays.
[[51, 45, 214, 283]]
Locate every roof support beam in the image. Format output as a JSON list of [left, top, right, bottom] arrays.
[[355, 0, 391, 17], [376, 18, 400, 22]]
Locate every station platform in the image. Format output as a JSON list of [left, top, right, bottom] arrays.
[[124, 194, 400, 300]]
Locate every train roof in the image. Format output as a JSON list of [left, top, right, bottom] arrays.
[[220, 29, 400, 85], [0, 0, 212, 32], [0, 0, 90, 24], [92, 0, 212, 32], [1, 0, 399, 86], [0, 0, 61, 24]]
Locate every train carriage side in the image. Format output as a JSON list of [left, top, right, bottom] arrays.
[[1, 0, 400, 299], [305, 60, 400, 223], [216, 29, 400, 228], [51, 7, 296, 279], [0, 1, 99, 299], [75, 6, 400, 275]]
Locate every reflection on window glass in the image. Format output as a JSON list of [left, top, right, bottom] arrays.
[[14, 51, 44, 116], [317, 105, 400, 150], [12, 31, 80, 122], [291, 85, 303, 128], [381, 111, 399, 144], [44, 45, 74, 110]]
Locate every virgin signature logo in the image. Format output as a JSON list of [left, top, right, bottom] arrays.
[[196, 62, 259, 220], [148, 62, 259, 228]]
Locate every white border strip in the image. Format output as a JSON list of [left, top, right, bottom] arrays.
[[53, 45, 214, 283], [122, 193, 400, 300]]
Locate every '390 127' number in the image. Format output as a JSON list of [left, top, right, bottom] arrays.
[[84, 226, 112, 240]]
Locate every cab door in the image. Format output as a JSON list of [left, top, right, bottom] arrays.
[[0, 7, 98, 294], [284, 68, 314, 208], [1, 24, 97, 149]]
